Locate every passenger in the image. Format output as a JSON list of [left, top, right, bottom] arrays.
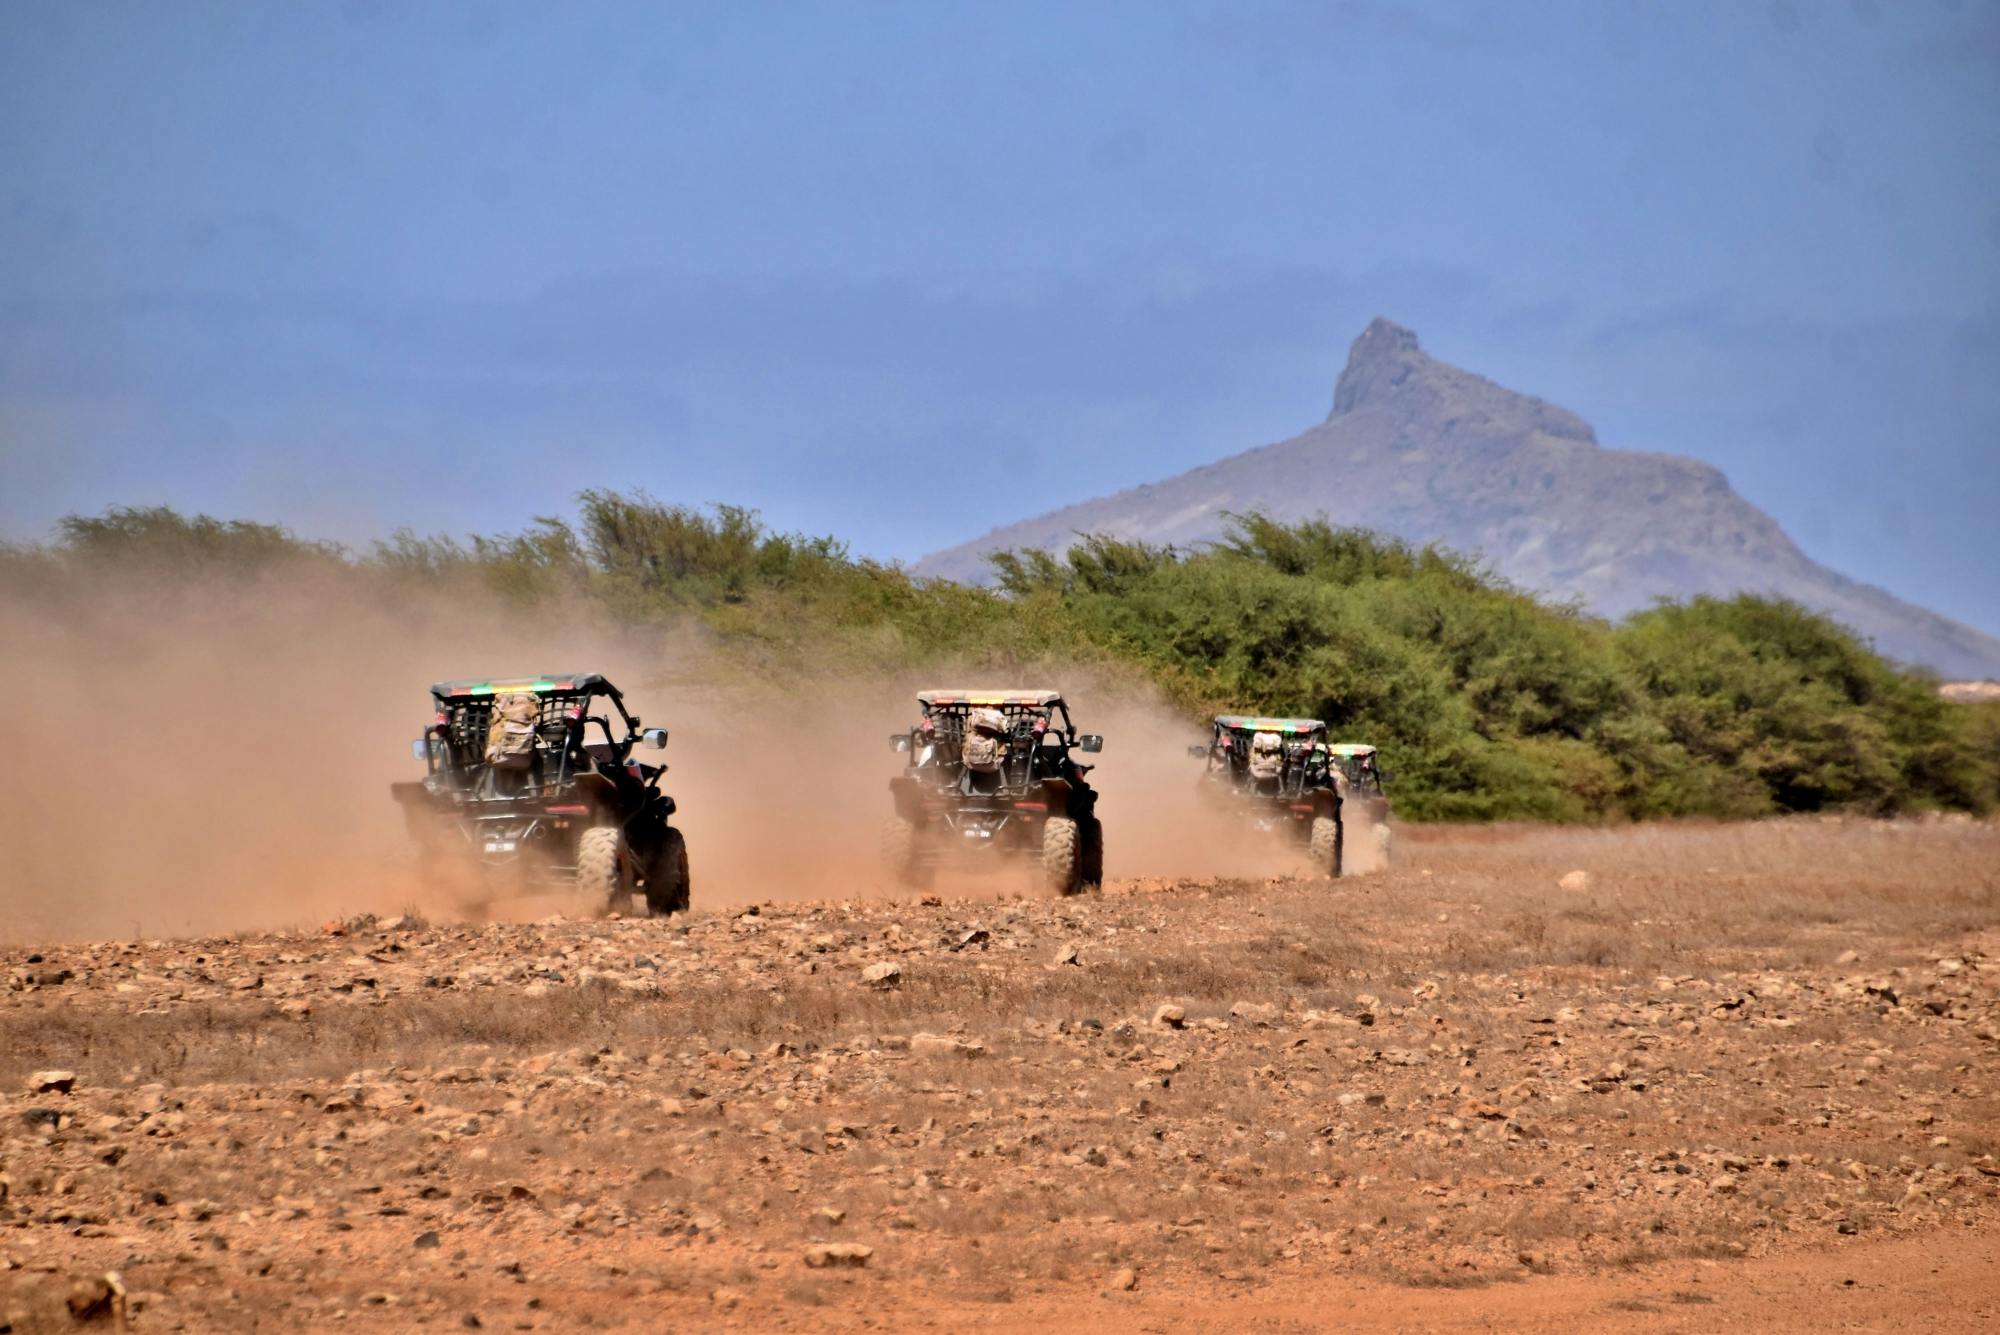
[[1247, 731, 1285, 784], [483, 692, 541, 794], [960, 707, 1008, 793], [484, 692, 540, 769]]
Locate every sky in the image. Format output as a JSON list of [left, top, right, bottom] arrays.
[[3, 0, 1997, 633]]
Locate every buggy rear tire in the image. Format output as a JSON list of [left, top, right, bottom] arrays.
[[1042, 815, 1083, 897], [1310, 813, 1344, 879], [1080, 815, 1104, 890], [881, 816, 930, 890], [577, 825, 632, 910], [644, 826, 690, 915]]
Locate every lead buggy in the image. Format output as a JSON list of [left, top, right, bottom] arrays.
[[1327, 741, 1393, 863], [390, 673, 689, 915]]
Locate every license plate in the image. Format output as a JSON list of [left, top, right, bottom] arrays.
[[484, 841, 517, 854]]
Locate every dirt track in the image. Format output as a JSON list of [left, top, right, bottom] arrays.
[[2, 819, 1996, 1331]]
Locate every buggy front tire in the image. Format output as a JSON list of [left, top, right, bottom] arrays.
[[644, 826, 690, 915], [576, 825, 633, 910], [881, 816, 929, 890], [1310, 813, 1344, 879], [1080, 815, 1105, 890], [1042, 815, 1083, 897]]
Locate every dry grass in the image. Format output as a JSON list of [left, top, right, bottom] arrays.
[[14, 817, 1988, 1085]]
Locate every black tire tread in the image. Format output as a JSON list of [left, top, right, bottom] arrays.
[[645, 826, 690, 915], [1080, 815, 1105, 889], [1310, 813, 1344, 879], [1043, 815, 1082, 897], [881, 816, 927, 888], [576, 825, 629, 908]]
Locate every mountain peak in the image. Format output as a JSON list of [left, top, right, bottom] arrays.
[[1330, 317, 1427, 418], [915, 317, 2000, 676], [1353, 315, 1422, 359], [1329, 317, 1595, 444]]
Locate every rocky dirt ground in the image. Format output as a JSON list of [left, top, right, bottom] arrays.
[[2, 818, 1997, 1332]]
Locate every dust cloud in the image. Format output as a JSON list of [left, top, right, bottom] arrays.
[[671, 669, 1298, 909], [0, 574, 1369, 943], [0, 569, 681, 942], [1046, 676, 1310, 883]]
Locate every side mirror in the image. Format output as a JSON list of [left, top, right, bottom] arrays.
[[1077, 734, 1104, 754], [890, 734, 912, 752], [410, 738, 430, 762], [641, 727, 668, 750], [1186, 744, 1209, 759]]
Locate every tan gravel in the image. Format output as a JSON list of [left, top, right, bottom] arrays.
[[1, 817, 1995, 1331]]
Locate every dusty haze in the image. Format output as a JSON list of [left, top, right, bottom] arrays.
[[0, 576, 1350, 943]]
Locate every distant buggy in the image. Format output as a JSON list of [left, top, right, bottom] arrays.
[[1189, 714, 1345, 876], [390, 673, 689, 915], [884, 689, 1105, 896], [1328, 742, 1393, 862]]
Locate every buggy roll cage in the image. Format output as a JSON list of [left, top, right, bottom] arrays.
[[1326, 741, 1390, 792], [913, 689, 1083, 744], [429, 674, 642, 736], [892, 690, 1102, 786], [1190, 714, 1336, 792], [1207, 714, 1327, 741], [1192, 715, 1328, 758], [417, 674, 664, 798]]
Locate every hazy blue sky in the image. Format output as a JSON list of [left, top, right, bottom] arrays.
[[3, 1, 1996, 632]]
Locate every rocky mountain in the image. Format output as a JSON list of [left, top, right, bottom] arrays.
[[918, 318, 2000, 678]]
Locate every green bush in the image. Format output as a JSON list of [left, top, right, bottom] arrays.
[[1614, 595, 1993, 814]]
